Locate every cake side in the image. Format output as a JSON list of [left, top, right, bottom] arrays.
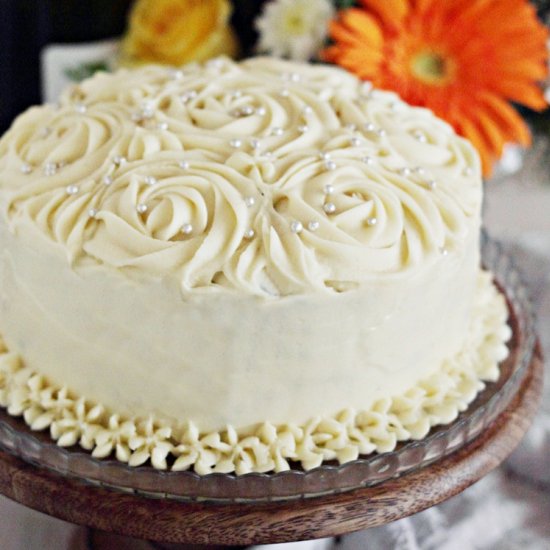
[[0, 271, 510, 474]]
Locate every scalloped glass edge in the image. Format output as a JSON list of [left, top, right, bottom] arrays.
[[0, 233, 536, 503]]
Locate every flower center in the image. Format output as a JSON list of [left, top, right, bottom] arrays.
[[285, 12, 307, 35], [411, 51, 453, 85]]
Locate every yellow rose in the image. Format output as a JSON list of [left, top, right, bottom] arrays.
[[121, 0, 238, 66]]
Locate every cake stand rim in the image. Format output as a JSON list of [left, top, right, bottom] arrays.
[[0, 341, 542, 546]]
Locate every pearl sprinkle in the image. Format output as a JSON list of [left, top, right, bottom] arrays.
[[426, 180, 437, 191], [398, 167, 412, 177], [250, 138, 262, 150], [75, 103, 87, 114], [113, 156, 126, 166], [181, 223, 193, 235], [136, 203, 148, 214], [20, 163, 32, 175], [290, 220, 303, 234], [367, 217, 378, 226], [413, 130, 427, 143], [65, 185, 79, 196], [256, 106, 267, 116], [350, 137, 362, 147], [179, 161, 190, 170], [244, 229, 255, 239], [297, 125, 309, 134], [362, 156, 374, 165], [324, 160, 337, 171], [271, 127, 284, 137], [103, 175, 113, 186], [323, 202, 336, 214], [157, 122, 169, 131], [180, 90, 198, 103], [244, 196, 256, 207], [308, 220, 320, 232], [324, 184, 335, 195], [229, 138, 243, 148], [88, 208, 98, 218], [463, 167, 474, 177], [145, 176, 157, 186]]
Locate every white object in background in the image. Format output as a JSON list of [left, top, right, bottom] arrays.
[[41, 40, 118, 103]]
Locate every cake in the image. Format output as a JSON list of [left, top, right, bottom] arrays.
[[0, 57, 510, 475]]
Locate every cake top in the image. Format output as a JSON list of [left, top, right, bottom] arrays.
[[0, 57, 481, 296]]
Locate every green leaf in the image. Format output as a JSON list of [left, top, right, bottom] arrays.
[[64, 61, 110, 83], [334, 0, 357, 9]]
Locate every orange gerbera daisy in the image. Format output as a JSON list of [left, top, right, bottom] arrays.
[[324, 0, 549, 176]]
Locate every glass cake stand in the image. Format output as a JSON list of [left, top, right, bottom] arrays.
[[0, 235, 538, 504]]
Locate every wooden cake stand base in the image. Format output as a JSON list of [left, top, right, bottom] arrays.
[[0, 344, 543, 548]]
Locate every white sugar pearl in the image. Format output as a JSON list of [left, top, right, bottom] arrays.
[[182, 223, 193, 235], [308, 220, 320, 232], [463, 167, 474, 177], [157, 122, 169, 131], [290, 220, 303, 234], [230, 138, 243, 148], [256, 106, 267, 116], [145, 176, 157, 186], [413, 167, 426, 175], [377, 129, 387, 137], [88, 208, 98, 218], [367, 217, 378, 226], [302, 106, 313, 115], [271, 127, 284, 137], [20, 163, 32, 174], [179, 161, 190, 170], [244, 228, 255, 239], [169, 69, 184, 80], [440, 247, 449, 256], [319, 152, 331, 161], [65, 185, 79, 195], [181, 91, 197, 103], [364, 122, 376, 132], [324, 184, 335, 195], [75, 103, 87, 114], [113, 156, 126, 166], [103, 175, 113, 186], [244, 196, 256, 207], [298, 125, 309, 134], [398, 168, 412, 177], [414, 130, 427, 143], [363, 156, 374, 165], [324, 160, 337, 171], [323, 202, 336, 214], [279, 88, 290, 97], [345, 123, 357, 131], [137, 203, 148, 214], [350, 137, 362, 147], [250, 138, 262, 150], [427, 180, 437, 190]]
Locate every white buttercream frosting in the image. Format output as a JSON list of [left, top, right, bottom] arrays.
[[0, 272, 510, 474], [0, 57, 480, 296]]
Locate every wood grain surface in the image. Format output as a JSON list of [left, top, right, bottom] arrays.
[[0, 344, 543, 547]]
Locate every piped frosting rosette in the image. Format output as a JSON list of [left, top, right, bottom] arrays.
[[0, 56, 482, 296]]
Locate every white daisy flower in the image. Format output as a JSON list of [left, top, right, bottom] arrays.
[[255, 0, 335, 61]]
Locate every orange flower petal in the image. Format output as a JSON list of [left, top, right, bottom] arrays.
[[358, 0, 409, 30]]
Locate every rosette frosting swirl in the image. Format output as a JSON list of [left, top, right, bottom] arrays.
[[0, 57, 481, 296]]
